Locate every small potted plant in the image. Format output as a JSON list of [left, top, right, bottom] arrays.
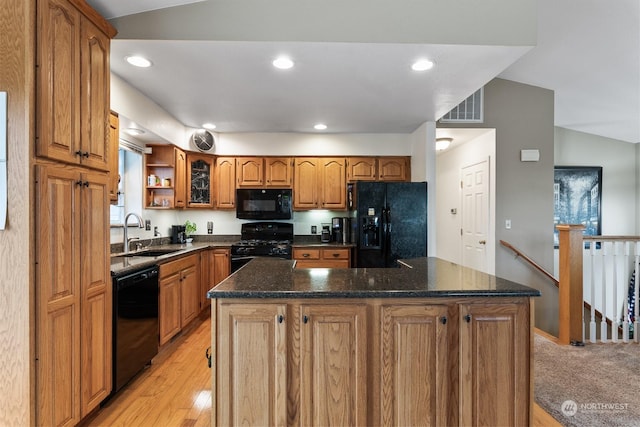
[[184, 220, 197, 243]]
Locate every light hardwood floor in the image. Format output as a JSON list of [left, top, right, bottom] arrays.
[[83, 312, 212, 427], [84, 312, 560, 427]]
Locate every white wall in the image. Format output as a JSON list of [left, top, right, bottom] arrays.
[[110, 131, 416, 243], [554, 127, 637, 236], [436, 130, 496, 274], [410, 121, 437, 255]]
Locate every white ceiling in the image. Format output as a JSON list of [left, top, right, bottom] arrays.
[[87, 0, 639, 144]]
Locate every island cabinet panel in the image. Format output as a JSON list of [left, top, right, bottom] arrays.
[[299, 304, 368, 427], [459, 301, 530, 427], [378, 304, 451, 427], [216, 303, 287, 426]]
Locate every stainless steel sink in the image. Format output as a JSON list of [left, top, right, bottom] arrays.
[[121, 248, 181, 257]]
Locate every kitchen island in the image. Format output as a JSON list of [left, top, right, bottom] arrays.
[[208, 257, 540, 426]]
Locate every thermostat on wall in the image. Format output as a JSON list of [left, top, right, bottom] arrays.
[[520, 149, 540, 162]]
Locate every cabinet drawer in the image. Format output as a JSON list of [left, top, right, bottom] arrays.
[[293, 248, 320, 260], [321, 249, 350, 260]]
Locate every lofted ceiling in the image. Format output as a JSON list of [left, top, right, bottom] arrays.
[[87, 0, 639, 144]]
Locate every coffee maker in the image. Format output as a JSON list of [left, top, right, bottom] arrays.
[[332, 217, 351, 244], [171, 225, 186, 244]]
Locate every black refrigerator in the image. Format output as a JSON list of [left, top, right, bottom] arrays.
[[351, 181, 427, 268]]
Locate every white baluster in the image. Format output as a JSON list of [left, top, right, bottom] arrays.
[[622, 241, 630, 342], [612, 241, 619, 343], [590, 239, 597, 343], [601, 241, 608, 343], [635, 243, 640, 343]]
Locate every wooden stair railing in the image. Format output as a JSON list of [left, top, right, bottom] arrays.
[[499, 240, 558, 286], [500, 228, 596, 345]]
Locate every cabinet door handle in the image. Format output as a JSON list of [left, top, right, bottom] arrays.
[[278, 315, 284, 323], [303, 253, 310, 258], [332, 253, 339, 257], [464, 314, 472, 323], [440, 316, 447, 325], [303, 315, 309, 324]]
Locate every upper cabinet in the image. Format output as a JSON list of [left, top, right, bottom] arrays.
[[347, 157, 410, 182], [187, 153, 214, 208], [215, 157, 236, 209], [36, 0, 114, 171], [293, 157, 346, 210], [236, 157, 293, 188], [144, 144, 186, 209]]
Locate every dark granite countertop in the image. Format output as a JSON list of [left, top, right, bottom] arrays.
[[207, 257, 541, 299], [110, 241, 232, 276]]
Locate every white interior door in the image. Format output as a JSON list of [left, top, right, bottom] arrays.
[[461, 159, 489, 273]]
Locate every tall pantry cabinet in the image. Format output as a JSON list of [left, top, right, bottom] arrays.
[[34, 0, 116, 425]]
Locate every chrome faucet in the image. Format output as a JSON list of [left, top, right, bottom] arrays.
[[123, 212, 145, 253]]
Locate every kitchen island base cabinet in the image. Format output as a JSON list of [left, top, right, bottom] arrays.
[[211, 297, 531, 426]]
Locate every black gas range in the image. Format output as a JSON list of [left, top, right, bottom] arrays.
[[230, 222, 293, 271]]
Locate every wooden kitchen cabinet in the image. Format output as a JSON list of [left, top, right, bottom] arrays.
[[378, 156, 409, 181], [299, 303, 368, 426], [216, 303, 288, 426], [144, 144, 186, 209], [187, 152, 214, 208], [201, 248, 231, 310], [236, 157, 264, 187], [235, 157, 293, 188], [265, 157, 293, 187], [35, 164, 112, 423], [293, 247, 351, 268], [108, 111, 119, 203], [346, 157, 377, 181], [293, 157, 346, 210], [379, 303, 451, 426], [211, 297, 531, 426], [215, 157, 236, 209], [459, 300, 530, 426], [347, 156, 410, 182], [159, 254, 200, 345], [36, 0, 114, 172]]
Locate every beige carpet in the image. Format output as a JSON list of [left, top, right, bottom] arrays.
[[534, 334, 640, 426]]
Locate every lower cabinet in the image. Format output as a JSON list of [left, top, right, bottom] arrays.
[[200, 248, 230, 310], [212, 298, 531, 426], [159, 254, 200, 345], [292, 247, 351, 268]]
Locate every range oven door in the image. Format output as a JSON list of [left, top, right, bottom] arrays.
[[236, 188, 292, 220]]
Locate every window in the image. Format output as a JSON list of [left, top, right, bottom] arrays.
[[110, 148, 143, 225]]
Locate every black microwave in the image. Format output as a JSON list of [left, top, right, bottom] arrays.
[[236, 188, 293, 220]]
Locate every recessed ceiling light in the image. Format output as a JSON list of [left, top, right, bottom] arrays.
[[125, 128, 145, 136], [436, 137, 452, 151], [202, 123, 216, 130], [314, 123, 327, 131], [411, 59, 434, 71], [125, 55, 152, 68], [273, 56, 294, 70]]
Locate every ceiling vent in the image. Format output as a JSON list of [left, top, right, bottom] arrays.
[[440, 88, 483, 123]]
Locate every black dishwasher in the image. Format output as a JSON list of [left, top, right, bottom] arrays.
[[112, 265, 159, 394]]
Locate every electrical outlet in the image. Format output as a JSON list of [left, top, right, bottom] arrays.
[[505, 219, 511, 229], [145, 219, 151, 231], [311, 225, 317, 234]]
